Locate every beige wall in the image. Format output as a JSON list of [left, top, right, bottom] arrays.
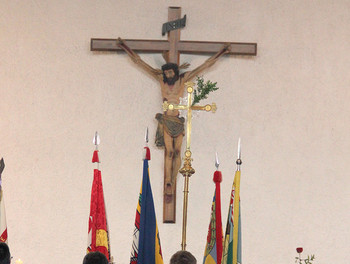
[[1, 1, 349, 263]]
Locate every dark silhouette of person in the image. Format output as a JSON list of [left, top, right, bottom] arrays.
[[170, 250, 197, 264], [0, 242, 11, 264], [83, 251, 108, 264]]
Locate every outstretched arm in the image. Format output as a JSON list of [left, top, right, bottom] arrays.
[[116, 38, 162, 79], [183, 43, 231, 82]]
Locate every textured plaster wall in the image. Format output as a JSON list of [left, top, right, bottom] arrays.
[[1, 1, 349, 263]]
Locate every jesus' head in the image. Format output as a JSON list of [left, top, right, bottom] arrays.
[[161, 63, 179, 85]]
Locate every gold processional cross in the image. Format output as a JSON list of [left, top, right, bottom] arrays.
[[162, 82, 217, 250]]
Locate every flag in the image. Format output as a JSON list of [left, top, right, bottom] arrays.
[[0, 158, 8, 243], [222, 170, 242, 264], [130, 146, 163, 264], [87, 151, 111, 261], [203, 170, 223, 264]]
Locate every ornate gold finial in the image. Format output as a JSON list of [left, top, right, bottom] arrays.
[[179, 150, 195, 177], [211, 103, 217, 113], [185, 81, 195, 88], [162, 101, 170, 112]]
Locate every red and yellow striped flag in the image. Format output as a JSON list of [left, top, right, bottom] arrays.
[[87, 150, 111, 261]]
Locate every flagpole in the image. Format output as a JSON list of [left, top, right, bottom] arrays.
[[93, 131, 100, 170], [0, 158, 4, 189], [143, 127, 150, 160], [179, 151, 195, 251], [236, 138, 242, 170], [232, 138, 242, 264]]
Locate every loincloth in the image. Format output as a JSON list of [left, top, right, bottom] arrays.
[[155, 113, 185, 147]]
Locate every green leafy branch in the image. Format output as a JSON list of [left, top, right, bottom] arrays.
[[192, 76, 219, 106], [295, 255, 315, 264]]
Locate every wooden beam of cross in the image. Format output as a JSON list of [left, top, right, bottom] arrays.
[[91, 7, 257, 65], [162, 82, 216, 250], [90, 6, 257, 223]]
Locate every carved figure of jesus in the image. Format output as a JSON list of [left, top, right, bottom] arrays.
[[117, 38, 230, 198]]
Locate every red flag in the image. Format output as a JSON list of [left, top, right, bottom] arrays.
[[0, 158, 8, 243], [87, 149, 110, 261], [203, 170, 223, 264]]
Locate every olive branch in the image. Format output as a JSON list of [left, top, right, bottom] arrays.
[[192, 76, 219, 106]]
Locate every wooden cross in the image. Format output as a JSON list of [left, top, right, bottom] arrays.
[[90, 6, 257, 223]]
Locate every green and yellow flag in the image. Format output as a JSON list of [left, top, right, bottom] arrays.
[[222, 167, 242, 264]]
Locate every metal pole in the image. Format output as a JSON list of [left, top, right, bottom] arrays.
[[181, 174, 190, 250]]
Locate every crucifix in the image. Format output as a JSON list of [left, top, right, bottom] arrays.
[[162, 81, 216, 249], [91, 6, 257, 223]]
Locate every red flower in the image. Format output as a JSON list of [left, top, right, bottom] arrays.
[[296, 247, 303, 253]]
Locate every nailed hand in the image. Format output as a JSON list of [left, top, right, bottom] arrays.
[[116, 37, 124, 46], [223, 43, 232, 52]]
